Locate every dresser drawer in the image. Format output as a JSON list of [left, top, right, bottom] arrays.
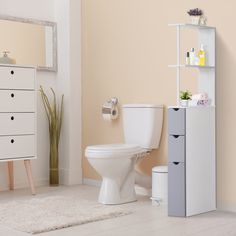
[[0, 90, 35, 112], [168, 108, 186, 135], [0, 113, 35, 135], [0, 67, 35, 90], [0, 135, 35, 160], [168, 135, 185, 163]]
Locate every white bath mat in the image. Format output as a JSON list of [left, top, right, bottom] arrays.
[[0, 196, 131, 234]]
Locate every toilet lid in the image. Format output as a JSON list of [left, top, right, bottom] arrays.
[[85, 144, 143, 158]]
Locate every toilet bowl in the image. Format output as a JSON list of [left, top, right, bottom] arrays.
[[86, 144, 146, 204], [85, 104, 163, 205]]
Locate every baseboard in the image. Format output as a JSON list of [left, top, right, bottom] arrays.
[[83, 178, 101, 187], [135, 185, 152, 197], [60, 167, 83, 185], [83, 178, 151, 196], [0, 178, 48, 192], [217, 203, 236, 213]]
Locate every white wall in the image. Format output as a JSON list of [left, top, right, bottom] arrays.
[[0, 0, 82, 190]]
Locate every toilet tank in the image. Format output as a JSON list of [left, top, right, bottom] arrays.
[[122, 104, 163, 150]]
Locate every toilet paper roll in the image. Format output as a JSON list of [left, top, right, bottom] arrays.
[[102, 104, 118, 121]]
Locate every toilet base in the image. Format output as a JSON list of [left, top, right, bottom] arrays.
[[98, 172, 136, 205]]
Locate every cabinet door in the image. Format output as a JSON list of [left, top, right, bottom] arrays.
[[0, 90, 35, 112], [0, 67, 35, 90], [168, 162, 186, 217], [168, 108, 185, 135], [168, 135, 185, 163]]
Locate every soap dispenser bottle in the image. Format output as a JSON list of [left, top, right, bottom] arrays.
[[198, 44, 206, 66]]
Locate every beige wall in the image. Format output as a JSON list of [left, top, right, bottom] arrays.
[[82, 0, 236, 211], [0, 20, 46, 66]]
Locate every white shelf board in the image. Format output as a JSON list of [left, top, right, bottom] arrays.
[[168, 64, 215, 69], [168, 23, 215, 30], [168, 105, 216, 109]]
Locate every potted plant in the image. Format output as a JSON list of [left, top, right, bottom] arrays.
[[180, 90, 192, 107], [40, 86, 64, 186], [187, 8, 203, 25]]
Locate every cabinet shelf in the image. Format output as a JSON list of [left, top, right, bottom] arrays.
[[168, 64, 215, 69], [168, 105, 216, 109], [168, 23, 215, 30]]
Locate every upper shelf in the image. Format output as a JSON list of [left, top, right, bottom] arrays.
[[168, 23, 216, 30], [168, 64, 215, 69]]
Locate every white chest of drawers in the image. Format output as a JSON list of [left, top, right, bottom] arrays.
[[0, 64, 37, 194]]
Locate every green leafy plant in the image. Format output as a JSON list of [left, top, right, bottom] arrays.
[[39, 86, 64, 186], [180, 90, 192, 100]]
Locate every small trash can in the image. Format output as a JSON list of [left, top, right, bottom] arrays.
[[152, 165, 168, 205]]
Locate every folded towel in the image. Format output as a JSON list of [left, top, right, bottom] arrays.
[[189, 98, 211, 107], [191, 93, 208, 100]]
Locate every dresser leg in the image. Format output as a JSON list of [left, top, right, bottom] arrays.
[[24, 160, 36, 195], [8, 161, 14, 190]]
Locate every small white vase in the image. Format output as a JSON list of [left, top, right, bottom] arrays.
[[190, 16, 201, 25], [180, 100, 189, 107]]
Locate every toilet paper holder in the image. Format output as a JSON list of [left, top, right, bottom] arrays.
[[108, 97, 118, 105], [102, 97, 119, 120]]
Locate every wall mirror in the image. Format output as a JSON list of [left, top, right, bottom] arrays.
[[0, 15, 57, 72]]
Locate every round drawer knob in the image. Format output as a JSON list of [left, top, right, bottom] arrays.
[[11, 139, 14, 143], [11, 116, 14, 120], [11, 70, 14, 75], [11, 93, 14, 98]]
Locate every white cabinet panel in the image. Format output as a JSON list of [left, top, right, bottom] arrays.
[[0, 90, 35, 112], [0, 113, 35, 135], [0, 135, 35, 160], [186, 107, 216, 216], [0, 66, 35, 90]]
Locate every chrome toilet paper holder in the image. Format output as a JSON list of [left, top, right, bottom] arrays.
[[108, 97, 118, 105], [102, 97, 119, 120]]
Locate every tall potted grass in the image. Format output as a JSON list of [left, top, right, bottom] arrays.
[[40, 86, 64, 186]]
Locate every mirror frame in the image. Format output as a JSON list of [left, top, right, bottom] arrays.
[[0, 15, 57, 72]]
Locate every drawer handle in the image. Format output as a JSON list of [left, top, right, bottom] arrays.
[[11, 139, 14, 144], [173, 162, 180, 165], [173, 108, 179, 111], [173, 135, 180, 138], [11, 93, 14, 98], [11, 116, 14, 120], [10, 70, 14, 75]]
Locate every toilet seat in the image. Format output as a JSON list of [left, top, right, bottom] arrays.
[[85, 144, 144, 159]]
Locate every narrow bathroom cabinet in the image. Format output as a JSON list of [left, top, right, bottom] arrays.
[[168, 24, 216, 217], [0, 64, 37, 194]]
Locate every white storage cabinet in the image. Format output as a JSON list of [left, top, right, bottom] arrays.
[[0, 64, 37, 194]]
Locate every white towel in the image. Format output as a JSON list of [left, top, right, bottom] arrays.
[[191, 93, 208, 100]]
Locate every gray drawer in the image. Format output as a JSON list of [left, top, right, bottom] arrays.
[[168, 162, 186, 217], [168, 108, 185, 135], [168, 135, 185, 163]]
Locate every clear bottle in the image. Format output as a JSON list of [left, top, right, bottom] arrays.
[[189, 48, 195, 65], [198, 44, 206, 66]]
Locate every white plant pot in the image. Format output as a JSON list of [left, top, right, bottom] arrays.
[[190, 16, 201, 25], [180, 100, 189, 107]]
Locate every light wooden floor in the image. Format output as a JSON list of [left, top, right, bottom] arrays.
[[0, 185, 236, 236]]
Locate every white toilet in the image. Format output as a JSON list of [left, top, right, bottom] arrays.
[[85, 104, 163, 205]]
